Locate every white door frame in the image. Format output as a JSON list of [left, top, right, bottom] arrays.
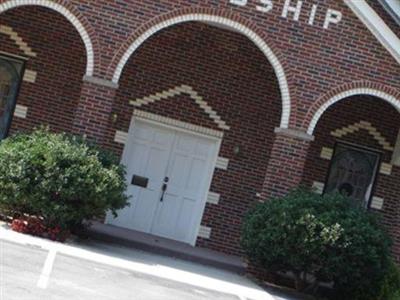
[[121, 114, 222, 246]]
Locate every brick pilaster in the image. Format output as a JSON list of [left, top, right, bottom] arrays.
[[72, 78, 118, 144], [261, 128, 314, 199]]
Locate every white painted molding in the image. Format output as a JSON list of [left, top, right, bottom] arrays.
[[312, 181, 325, 194], [112, 13, 291, 129], [207, 192, 220, 205], [308, 88, 400, 135], [131, 85, 229, 131], [0, 25, 36, 57], [133, 110, 224, 138], [331, 121, 394, 151], [13, 104, 28, 118], [114, 130, 128, 145], [345, 0, 400, 65], [0, 0, 94, 76], [23, 69, 37, 83], [198, 226, 211, 239], [370, 196, 384, 210], [215, 157, 229, 170]]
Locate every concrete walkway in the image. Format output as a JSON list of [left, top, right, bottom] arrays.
[[0, 223, 284, 300]]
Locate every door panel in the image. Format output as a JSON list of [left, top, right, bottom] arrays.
[[108, 121, 175, 232], [151, 132, 215, 242], [108, 120, 218, 244]]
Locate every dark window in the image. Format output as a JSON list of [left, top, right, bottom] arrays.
[[0, 55, 25, 140], [324, 143, 381, 208]]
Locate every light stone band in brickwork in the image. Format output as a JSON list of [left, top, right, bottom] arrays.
[[130, 85, 229, 131], [0, 25, 36, 57], [331, 121, 394, 151], [215, 157, 229, 170], [370, 196, 384, 210], [114, 130, 128, 145], [198, 226, 211, 239], [23, 70, 37, 83], [133, 110, 224, 138], [308, 88, 400, 135], [112, 13, 291, 129], [207, 192, 220, 205], [0, 0, 94, 76], [14, 104, 27, 118]]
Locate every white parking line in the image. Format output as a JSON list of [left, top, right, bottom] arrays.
[[0, 226, 275, 300], [37, 247, 57, 289]]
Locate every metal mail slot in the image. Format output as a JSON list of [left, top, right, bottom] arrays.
[[131, 175, 149, 188]]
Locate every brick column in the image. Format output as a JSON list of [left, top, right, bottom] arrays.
[[73, 76, 118, 144], [261, 128, 314, 199]]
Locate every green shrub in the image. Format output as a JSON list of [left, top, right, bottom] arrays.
[[241, 188, 392, 300], [377, 259, 400, 300], [0, 129, 129, 232]]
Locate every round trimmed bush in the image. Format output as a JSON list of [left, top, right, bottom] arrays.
[[0, 129, 129, 232], [241, 188, 395, 299]]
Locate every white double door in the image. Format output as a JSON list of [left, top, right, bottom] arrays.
[[107, 119, 218, 244]]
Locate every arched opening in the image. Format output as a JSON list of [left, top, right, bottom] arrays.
[[302, 94, 400, 260], [0, 5, 87, 134], [106, 21, 283, 255], [112, 14, 291, 129]]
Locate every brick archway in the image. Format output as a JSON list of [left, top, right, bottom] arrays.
[[0, 0, 95, 76], [110, 9, 291, 129], [305, 82, 400, 135]]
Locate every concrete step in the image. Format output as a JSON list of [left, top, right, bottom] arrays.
[[85, 222, 247, 274]]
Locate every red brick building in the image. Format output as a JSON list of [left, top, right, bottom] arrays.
[[1, 0, 400, 269]]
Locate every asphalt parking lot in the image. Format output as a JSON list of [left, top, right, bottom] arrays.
[[1, 240, 248, 300]]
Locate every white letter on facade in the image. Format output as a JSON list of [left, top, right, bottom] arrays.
[[308, 4, 318, 26], [323, 9, 342, 29], [229, 0, 247, 6], [256, 0, 273, 13], [282, 0, 303, 21]]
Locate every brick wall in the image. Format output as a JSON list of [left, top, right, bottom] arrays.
[[105, 22, 282, 256], [0, 6, 86, 134], [0, 0, 399, 261], [302, 95, 400, 262]]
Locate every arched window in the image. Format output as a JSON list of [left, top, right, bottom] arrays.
[[0, 55, 24, 140]]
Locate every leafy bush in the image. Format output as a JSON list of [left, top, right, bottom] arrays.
[[377, 259, 400, 300], [0, 129, 129, 232], [241, 188, 393, 300]]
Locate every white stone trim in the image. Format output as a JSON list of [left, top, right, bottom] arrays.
[[0, 0, 94, 76], [13, 104, 27, 118], [331, 121, 394, 151], [207, 192, 220, 205], [308, 88, 400, 135], [22, 69, 37, 83], [131, 85, 229, 131], [312, 181, 325, 194], [197, 226, 211, 239], [0, 25, 36, 57], [114, 130, 128, 145], [112, 14, 291, 129], [133, 110, 224, 138], [215, 157, 229, 170], [380, 162, 392, 175], [345, 0, 400, 65], [370, 196, 384, 210], [320, 147, 333, 160]]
